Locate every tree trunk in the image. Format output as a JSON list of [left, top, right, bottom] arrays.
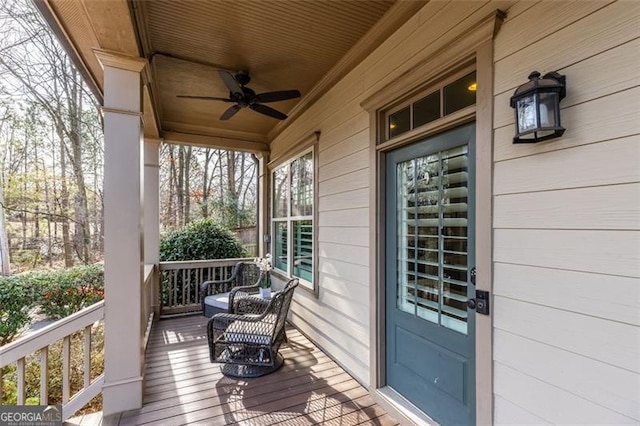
[[43, 166, 53, 267], [184, 146, 192, 224], [168, 145, 178, 227], [0, 178, 11, 276], [68, 69, 91, 263], [58, 131, 74, 267], [201, 148, 217, 218], [226, 151, 238, 228]]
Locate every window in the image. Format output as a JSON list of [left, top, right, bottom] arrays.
[[383, 71, 477, 141], [271, 149, 314, 289]]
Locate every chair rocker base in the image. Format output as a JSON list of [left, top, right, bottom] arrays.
[[220, 353, 284, 378]]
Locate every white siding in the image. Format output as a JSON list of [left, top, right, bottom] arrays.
[[493, 1, 640, 423], [270, 0, 521, 384], [270, 0, 639, 422]]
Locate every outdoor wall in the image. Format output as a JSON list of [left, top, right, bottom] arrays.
[[491, 1, 640, 423], [270, 1, 639, 422], [270, 0, 521, 385]]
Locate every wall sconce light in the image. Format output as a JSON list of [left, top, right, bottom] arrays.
[[510, 71, 566, 143]]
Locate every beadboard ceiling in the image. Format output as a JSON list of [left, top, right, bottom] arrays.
[[37, 0, 428, 148]]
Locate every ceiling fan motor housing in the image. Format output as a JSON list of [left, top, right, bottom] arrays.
[[235, 71, 251, 86]]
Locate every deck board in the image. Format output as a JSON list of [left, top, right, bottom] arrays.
[[96, 315, 397, 426]]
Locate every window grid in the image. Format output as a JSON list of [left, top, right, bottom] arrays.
[[384, 69, 477, 142], [271, 149, 314, 289]]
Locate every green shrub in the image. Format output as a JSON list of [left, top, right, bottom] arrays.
[[0, 265, 104, 344], [0, 275, 34, 346], [160, 218, 246, 261], [37, 265, 104, 319]]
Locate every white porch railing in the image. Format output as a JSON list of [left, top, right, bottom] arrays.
[[159, 258, 251, 317], [0, 265, 156, 419], [141, 264, 156, 351], [0, 301, 104, 420]]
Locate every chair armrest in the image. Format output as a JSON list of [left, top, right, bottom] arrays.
[[199, 277, 233, 294], [208, 308, 272, 335], [228, 283, 260, 311], [232, 296, 270, 316]]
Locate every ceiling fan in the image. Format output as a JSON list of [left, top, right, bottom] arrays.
[[177, 70, 301, 121]]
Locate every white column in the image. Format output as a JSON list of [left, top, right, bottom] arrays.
[[257, 153, 269, 257], [144, 139, 160, 317], [95, 50, 147, 416]]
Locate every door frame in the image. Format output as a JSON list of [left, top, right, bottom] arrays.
[[361, 11, 503, 424], [385, 123, 477, 425]]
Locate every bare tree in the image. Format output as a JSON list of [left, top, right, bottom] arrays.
[[0, 0, 103, 268]]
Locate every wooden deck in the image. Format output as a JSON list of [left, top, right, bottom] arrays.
[[70, 315, 397, 426]]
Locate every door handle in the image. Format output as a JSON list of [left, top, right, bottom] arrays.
[[467, 290, 490, 315]]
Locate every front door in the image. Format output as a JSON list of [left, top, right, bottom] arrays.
[[385, 123, 476, 425]]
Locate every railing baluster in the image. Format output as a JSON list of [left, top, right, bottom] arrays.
[[186, 267, 191, 305], [17, 357, 25, 405], [158, 258, 252, 316], [40, 347, 49, 405], [196, 268, 202, 304], [0, 366, 3, 403], [62, 335, 70, 404], [83, 325, 91, 388], [181, 269, 186, 306], [0, 302, 104, 420], [172, 271, 178, 307]]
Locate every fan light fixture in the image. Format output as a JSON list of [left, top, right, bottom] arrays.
[[177, 70, 301, 121], [510, 71, 566, 143]]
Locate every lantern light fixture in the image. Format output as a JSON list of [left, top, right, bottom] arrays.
[[510, 71, 566, 143]]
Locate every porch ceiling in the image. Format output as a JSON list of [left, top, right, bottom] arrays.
[[37, 0, 424, 151]]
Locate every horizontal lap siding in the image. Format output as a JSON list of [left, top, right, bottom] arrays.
[[270, 0, 522, 385], [493, 1, 640, 423]]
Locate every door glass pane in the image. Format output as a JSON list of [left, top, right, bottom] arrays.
[[395, 145, 470, 334], [441, 146, 469, 334], [293, 220, 313, 282], [414, 155, 440, 323], [396, 159, 415, 315], [274, 222, 288, 272], [273, 166, 288, 218]]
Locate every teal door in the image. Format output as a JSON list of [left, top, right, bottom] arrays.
[[385, 123, 476, 425]]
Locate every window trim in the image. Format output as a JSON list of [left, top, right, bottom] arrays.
[[270, 146, 317, 294]]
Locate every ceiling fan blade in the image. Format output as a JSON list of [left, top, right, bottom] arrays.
[[218, 70, 243, 96], [177, 95, 233, 102], [253, 90, 301, 103], [250, 103, 288, 120], [220, 104, 241, 120]]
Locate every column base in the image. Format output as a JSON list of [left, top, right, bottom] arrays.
[[102, 376, 143, 416]]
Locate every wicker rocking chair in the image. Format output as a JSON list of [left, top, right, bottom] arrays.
[[207, 278, 299, 378], [200, 261, 263, 317]]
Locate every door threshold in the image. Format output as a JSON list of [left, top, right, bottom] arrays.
[[373, 386, 439, 426]]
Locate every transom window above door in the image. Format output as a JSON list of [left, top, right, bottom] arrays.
[[384, 70, 477, 141]]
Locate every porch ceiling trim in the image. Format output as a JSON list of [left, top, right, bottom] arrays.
[[161, 121, 268, 144], [161, 131, 269, 154], [94, 49, 147, 72]]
